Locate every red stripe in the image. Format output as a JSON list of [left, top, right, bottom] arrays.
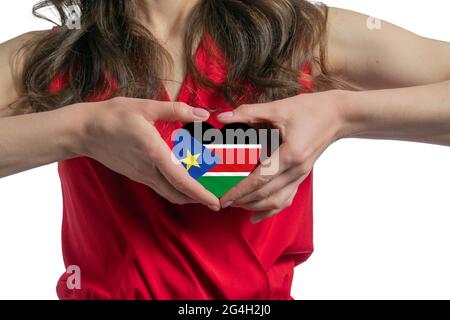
[[209, 163, 257, 172], [207, 147, 260, 172]]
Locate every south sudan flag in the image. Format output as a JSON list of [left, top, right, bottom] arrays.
[[173, 123, 261, 198]]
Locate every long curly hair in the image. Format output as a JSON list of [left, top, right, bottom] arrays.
[[13, 0, 339, 113]]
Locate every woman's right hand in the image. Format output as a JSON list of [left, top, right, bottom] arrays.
[[74, 97, 220, 210]]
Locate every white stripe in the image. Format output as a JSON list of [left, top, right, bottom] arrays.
[[202, 172, 250, 177], [203, 144, 262, 149]]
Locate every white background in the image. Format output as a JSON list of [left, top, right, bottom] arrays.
[[1, 0, 450, 300]]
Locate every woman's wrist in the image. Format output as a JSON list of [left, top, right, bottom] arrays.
[[58, 102, 93, 159], [334, 89, 371, 140], [321, 89, 361, 141]]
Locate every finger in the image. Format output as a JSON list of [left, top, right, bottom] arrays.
[[216, 103, 271, 124], [237, 179, 299, 211], [251, 210, 280, 224], [251, 186, 296, 223], [147, 168, 195, 205], [247, 182, 301, 223], [234, 166, 310, 205], [220, 144, 289, 207], [144, 100, 211, 122], [156, 142, 221, 210]]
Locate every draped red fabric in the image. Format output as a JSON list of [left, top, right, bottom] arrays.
[[52, 34, 314, 300]]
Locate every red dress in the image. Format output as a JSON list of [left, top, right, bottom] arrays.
[[52, 34, 314, 300]]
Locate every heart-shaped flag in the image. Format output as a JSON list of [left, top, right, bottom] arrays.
[[172, 122, 262, 198]]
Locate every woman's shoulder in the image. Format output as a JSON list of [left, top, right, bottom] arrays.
[[0, 30, 52, 116], [0, 30, 54, 72], [1, 29, 51, 49]]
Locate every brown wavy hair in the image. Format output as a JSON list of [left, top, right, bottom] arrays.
[[13, 0, 338, 113]]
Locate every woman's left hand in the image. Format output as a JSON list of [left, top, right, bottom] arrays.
[[217, 90, 349, 223]]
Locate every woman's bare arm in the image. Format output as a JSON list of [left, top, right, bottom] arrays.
[[218, 7, 450, 216], [0, 32, 82, 175], [327, 7, 450, 90], [326, 7, 450, 146], [0, 33, 219, 208]]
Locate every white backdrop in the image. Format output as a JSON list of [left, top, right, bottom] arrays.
[[1, 0, 450, 300]]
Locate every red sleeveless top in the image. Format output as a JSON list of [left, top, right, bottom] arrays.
[[52, 34, 314, 300]]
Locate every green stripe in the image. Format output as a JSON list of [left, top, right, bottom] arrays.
[[197, 176, 246, 198]]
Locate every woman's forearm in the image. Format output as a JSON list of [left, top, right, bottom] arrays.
[[341, 81, 450, 146], [1, 97, 220, 207], [0, 105, 85, 177]]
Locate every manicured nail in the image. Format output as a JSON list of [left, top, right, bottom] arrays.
[[208, 205, 221, 212], [222, 201, 233, 208], [217, 111, 234, 119], [193, 108, 210, 118]]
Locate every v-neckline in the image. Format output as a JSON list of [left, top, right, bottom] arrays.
[[162, 34, 204, 102]]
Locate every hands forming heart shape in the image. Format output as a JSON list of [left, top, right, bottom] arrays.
[[171, 91, 343, 222]]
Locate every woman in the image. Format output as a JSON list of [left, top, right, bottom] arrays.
[[0, 0, 449, 299]]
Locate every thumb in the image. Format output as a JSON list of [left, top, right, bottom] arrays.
[[154, 101, 210, 122], [217, 104, 270, 124]]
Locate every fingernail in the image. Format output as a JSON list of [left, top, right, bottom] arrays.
[[208, 205, 221, 212], [193, 108, 210, 118], [217, 111, 234, 119], [222, 201, 233, 208]]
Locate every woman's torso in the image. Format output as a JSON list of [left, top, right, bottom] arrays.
[[54, 34, 314, 300]]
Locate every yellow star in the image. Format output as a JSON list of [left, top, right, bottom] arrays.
[[180, 150, 201, 171]]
